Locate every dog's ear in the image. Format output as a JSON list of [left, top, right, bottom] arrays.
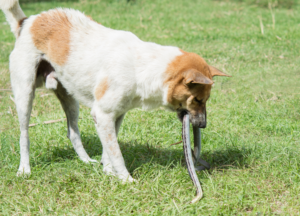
[[209, 66, 231, 77], [183, 69, 213, 85]]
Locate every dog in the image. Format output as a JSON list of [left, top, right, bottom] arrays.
[[0, 0, 229, 182]]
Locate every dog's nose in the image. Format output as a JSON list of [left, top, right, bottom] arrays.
[[198, 112, 206, 128]]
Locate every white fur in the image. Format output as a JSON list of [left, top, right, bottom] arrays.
[[0, 0, 25, 37], [2, 6, 183, 181], [0, 0, 18, 10]]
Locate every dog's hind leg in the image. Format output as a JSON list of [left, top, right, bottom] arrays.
[[10, 51, 36, 176], [54, 82, 97, 163]]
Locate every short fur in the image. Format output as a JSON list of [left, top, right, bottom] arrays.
[[0, 0, 229, 181]]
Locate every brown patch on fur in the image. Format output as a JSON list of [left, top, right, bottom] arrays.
[[95, 77, 108, 101], [165, 51, 212, 81], [164, 51, 212, 106], [164, 50, 231, 127], [108, 134, 113, 141], [109, 145, 117, 156], [18, 17, 27, 28], [17, 17, 27, 37], [30, 10, 72, 65], [171, 80, 211, 114]]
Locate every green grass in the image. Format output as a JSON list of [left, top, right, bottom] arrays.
[[225, 0, 298, 9], [1, 0, 300, 214]]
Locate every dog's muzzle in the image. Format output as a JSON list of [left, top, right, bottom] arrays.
[[177, 110, 206, 128], [190, 112, 206, 128]]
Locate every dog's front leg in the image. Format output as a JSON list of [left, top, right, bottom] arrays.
[[95, 110, 133, 182], [100, 114, 126, 175]]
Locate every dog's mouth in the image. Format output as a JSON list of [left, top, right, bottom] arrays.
[[177, 109, 187, 122], [177, 110, 206, 128]]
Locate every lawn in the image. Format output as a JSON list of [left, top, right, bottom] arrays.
[[0, 0, 300, 214]]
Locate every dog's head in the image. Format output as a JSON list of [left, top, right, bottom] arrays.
[[165, 51, 230, 128]]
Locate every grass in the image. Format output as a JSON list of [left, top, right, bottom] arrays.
[[224, 0, 298, 9], [0, 0, 300, 214]]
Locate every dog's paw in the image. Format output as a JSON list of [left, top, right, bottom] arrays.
[[102, 166, 137, 183], [117, 172, 137, 183], [103, 164, 117, 176], [80, 157, 98, 164], [17, 166, 31, 177], [86, 158, 98, 163], [88, 158, 98, 163], [121, 175, 138, 184]]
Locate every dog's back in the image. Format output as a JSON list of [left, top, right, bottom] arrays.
[[2, 2, 180, 108]]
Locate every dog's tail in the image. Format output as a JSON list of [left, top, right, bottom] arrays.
[[0, 0, 26, 37]]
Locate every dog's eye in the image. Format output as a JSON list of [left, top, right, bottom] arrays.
[[194, 98, 203, 104]]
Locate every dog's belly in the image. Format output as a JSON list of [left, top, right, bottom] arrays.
[[54, 70, 97, 107]]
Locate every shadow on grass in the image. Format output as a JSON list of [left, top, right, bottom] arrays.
[[34, 132, 253, 173], [201, 147, 252, 169]]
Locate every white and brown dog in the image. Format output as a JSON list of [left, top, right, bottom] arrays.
[[1, 0, 229, 182]]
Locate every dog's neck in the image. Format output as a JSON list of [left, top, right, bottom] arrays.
[[133, 43, 182, 111]]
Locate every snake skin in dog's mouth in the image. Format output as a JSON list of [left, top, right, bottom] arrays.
[[182, 113, 210, 203]]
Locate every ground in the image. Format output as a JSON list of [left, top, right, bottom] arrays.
[[0, 0, 299, 214]]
